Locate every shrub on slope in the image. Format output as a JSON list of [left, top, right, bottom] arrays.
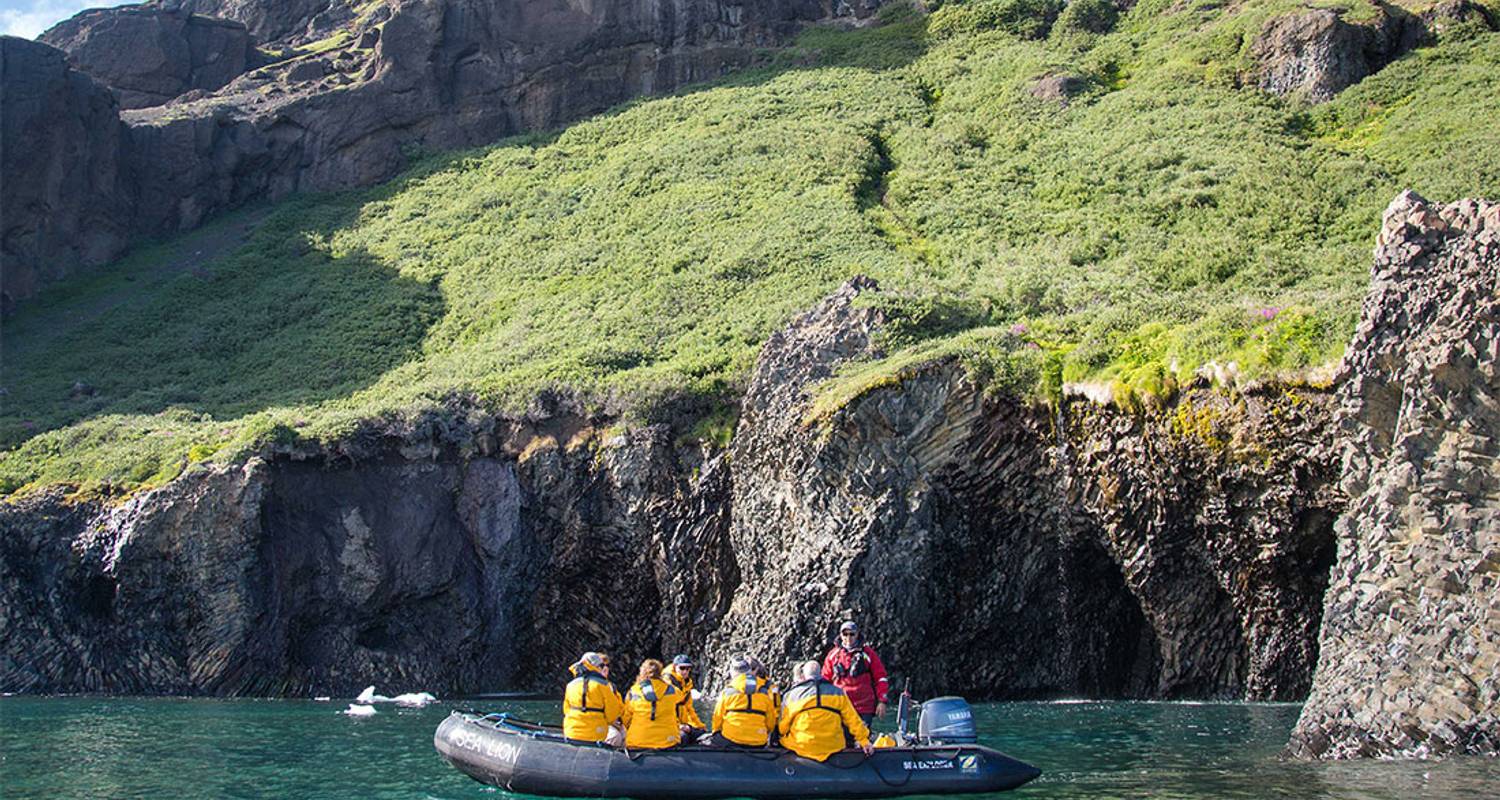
[[2, 1, 1497, 494]]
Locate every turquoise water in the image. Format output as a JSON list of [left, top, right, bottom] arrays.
[[2, 697, 1496, 798]]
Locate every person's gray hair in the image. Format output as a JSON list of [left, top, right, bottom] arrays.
[[729, 655, 754, 675], [796, 660, 821, 681], [581, 651, 606, 669]]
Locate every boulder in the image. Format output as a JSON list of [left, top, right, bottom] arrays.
[[1029, 73, 1089, 104], [1251, 7, 1420, 103], [1288, 191, 1500, 758], [40, 6, 257, 110]]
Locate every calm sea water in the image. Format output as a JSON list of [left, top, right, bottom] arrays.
[[2, 697, 1496, 799]]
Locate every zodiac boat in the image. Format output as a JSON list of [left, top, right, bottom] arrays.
[[433, 697, 1041, 798]]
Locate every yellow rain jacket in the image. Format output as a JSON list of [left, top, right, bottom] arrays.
[[622, 677, 683, 749], [665, 664, 705, 730], [711, 673, 778, 746], [562, 663, 624, 742], [777, 678, 870, 762]]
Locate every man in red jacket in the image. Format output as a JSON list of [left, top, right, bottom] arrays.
[[821, 620, 888, 725]]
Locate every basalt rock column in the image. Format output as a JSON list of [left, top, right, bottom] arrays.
[[1289, 191, 1500, 759]]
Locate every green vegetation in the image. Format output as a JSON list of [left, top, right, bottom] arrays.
[[3, 1, 1498, 495]]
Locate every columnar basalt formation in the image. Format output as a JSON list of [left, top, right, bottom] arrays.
[[0, 279, 1342, 698], [708, 278, 1341, 701], [0, 411, 732, 695], [1289, 191, 1500, 759]]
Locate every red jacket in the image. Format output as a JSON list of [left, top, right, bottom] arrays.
[[821, 643, 888, 714]]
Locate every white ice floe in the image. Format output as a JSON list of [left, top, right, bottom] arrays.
[[393, 692, 437, 708], [343, 704, 377, 717], [355, 685, 392, 704], [313, 696, 332, 702]]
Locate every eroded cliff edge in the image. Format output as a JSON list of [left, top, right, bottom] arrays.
[[0, 274, 1341, 701], [1289, 192, 1500, 759]]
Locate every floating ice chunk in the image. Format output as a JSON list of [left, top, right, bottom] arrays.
[[393, 692, 436, 708], [343, 704, 377, 717], [356, 686, 392, 703], [313, 696, 332, 702]]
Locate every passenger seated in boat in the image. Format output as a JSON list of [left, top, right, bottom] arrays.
[[709, 655, 778, 748], [777, 660, 874, 761], [622, 659, 685, 749], [665, 654, 707, 735], [563, 652, 624, 744]]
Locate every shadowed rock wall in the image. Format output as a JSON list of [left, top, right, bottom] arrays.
[[0, 37, 131, 315]]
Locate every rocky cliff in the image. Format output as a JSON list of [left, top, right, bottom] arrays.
[[707, 278, 1340, 701], [0, 277, 1341, 699], [1288, 192, 1500, 759], [0, 37, 131, 316], [2, 0, 877, 309], [40, 6, 257, 110]]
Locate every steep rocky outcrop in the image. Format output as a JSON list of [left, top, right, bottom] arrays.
[[1251, 2, 1493, 103], [40, 6, 257, 109], [1289, 192, 1500, 759], [0, 277, 1342, 698], [4, 0, 881, 308], [708, 278, 1341, 700], [161, 0, 359, 45], [0, 37, 131, 316], [0, 411, 732, 695]]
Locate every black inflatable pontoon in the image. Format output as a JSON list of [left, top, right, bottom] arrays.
[[434, 712, 1041, 798]]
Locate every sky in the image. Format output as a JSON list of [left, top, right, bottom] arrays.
[[0, 1, 135, 38]]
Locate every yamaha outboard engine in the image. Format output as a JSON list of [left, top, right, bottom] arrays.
[[917, 696, 977, 744]]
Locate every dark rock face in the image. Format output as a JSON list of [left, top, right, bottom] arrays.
[[3, 0, 867, 307], [708, 278, 1341, 701], [0, 419, 731, 695], [40, 6, 256, 110], [161, 0, 352, 45], [1289, 192, 1500, 759], [0, 279, 1342, 699], [0, 37, 130, 316]]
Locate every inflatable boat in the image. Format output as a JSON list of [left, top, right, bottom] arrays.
[[434, 698, 1041, 798]]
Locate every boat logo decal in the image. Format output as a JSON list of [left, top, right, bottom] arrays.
[[901, 758, 956, 771], [958, 754, 979, 771], [450, 728, 521, 764]]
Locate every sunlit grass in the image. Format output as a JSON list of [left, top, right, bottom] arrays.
[[2, 1, 1497, 494]]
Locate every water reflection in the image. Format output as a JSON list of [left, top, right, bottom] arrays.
[[1, 697, 1495, 799]]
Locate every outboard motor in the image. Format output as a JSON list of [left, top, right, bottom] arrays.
[[917, 696, 977, 744]]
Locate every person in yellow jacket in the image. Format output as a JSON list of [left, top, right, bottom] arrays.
[[562, 652, 625, 743], [777, 660, 874, 761], [665, 654, 706, 732], [710, 655, 778, 747], [621, 659, 685, 749]]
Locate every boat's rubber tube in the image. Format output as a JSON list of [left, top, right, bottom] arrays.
[[434, 712, 1042, 799]]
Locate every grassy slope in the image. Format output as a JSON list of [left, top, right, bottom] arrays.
[[2, 1, 1498, 494]]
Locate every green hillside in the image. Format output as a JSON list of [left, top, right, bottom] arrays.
[[3, 0, 1498, 495]]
